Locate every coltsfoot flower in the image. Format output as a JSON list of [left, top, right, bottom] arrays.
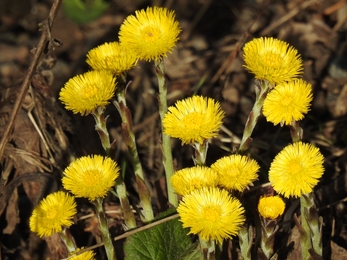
[[211, 154, 260, 192], [171, 166, 219, 196], [119, 7, 181, 61], [269, 142, 325, 198], [59, 70, 116, 115], [243, 37, 303, 84], [62, 155, 120, 201], [177, 187, 245, 244], [86, 42, 137, 75], [163, 96, 225, 145], [258, 196, 285, 220], [70, 249, 96, 260], [29, 191, 77, 237], [263, 79, 313, 126]]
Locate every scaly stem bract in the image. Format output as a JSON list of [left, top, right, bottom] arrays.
[[238, 225, 253, 260], [193, 141, 208, 166], [59, 227, 77, 254], [92, 107, 136, 229], [289, 120, 303, 143], [92, 198, 117, 260], [238, 80, 271, 153], [199, 237, 216, 260], [114, 80, 154, 222], [115, 176, 137, 230], [92, 106, 112, 156], [155, 59, 178, 207], [258, 217, 278, 259], [300, 193, 322, 259]]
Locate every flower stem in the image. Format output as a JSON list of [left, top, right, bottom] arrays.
[[155, 59, 178, 208], [258, 217, 278, 259], [115, 176, 137, 229], [91, 107, 136, 229], [93, 198, 117, 260], [113, 80, 154, 222], [290, 112, 322, 259], [199, 237, 216, 260], [300, 193, 322, 259], [238, 225, 253, 260], [238, 80, 270, 153], [59, 227, 77, 254], [193, 141, 209, 166], [289, 120, 303, 143], [92, 107, 113, 156]]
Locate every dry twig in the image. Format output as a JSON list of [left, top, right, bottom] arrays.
[[0, 0, 62, 161]]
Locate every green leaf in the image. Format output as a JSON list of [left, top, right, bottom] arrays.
[[182, 247, 203, 260], [124, 210, 196, 260], [62, 0, 109, 25]]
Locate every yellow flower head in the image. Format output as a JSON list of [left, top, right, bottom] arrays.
[[269, 142, 325, 198], [59, 70, 116, 116], [258, 195, 285, 220], [70, 249, 96, 260], [211, 154, 260, 192], [177, 187, 245, 244], [163, 96, 225, 145], [86, 42, 137, 75], [29, 191, 77, 237], [119, 7, 181, 61], [62, 155, 120, 201], [171, 166, 219, 196], [243, 37, 303, 84], [263, 79, 313, 126]]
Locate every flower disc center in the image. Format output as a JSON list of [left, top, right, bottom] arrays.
[[82, 170, 101, 186], [82, 85, 98, 99], [226, 167, 240, 177], [281, 96, 293, 107], [203, 205, 222, 222], [289, 160, 303, 175], [181, 112, 203, 130], [263, 51, 283, 68], [46, 209, 58, 220], [141, 26, 161, 42]]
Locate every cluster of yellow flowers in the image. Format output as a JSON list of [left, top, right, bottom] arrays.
[[29, 5, 181, 247], [28, 3, 327, 258], [171, 154, 260, 243], [161, 94, 259, 243], [242, 37, 325, 218], [243, 37, 312, 126], [161, 96, 250, 243], [59, 6, 181, 116], [29, 155, 119, 235], [165, 37, 326, 246]]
